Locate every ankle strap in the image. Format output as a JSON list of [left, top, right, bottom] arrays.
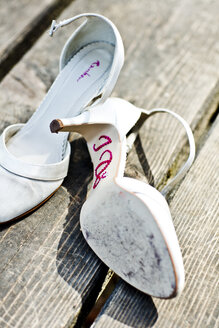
[[49, 13, 101, 37], [49, 13, 124, 105], [141, 108, 195, 196]]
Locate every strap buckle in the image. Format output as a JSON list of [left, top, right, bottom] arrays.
[[49, 20, 59, 37]]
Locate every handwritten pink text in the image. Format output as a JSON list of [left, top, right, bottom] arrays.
[[77, 60, 100, 82], [93, 135, 112, 189]]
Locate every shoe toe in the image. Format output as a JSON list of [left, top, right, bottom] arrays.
[[0, 166, 61, 223]]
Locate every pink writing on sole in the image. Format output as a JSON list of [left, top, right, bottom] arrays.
[[93, 135, 112, 189], [77, 60, 100, 82]]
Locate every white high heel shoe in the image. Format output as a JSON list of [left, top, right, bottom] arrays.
[[51, 97, 195, 298], [0, 13, 124, 223]]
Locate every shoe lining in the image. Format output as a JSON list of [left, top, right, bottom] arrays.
[[7, 42, 114, 164]]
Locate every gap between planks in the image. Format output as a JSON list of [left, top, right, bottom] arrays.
[[157, 80, 219, 197]]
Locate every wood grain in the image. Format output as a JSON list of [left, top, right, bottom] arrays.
[[0, 0, 75, 81], [0, 0, 52, 50], [153, 117, 219, 328], [92, 279, 158, 328], [93, 115, 219, 328], [0, 138, 107, 328], [0, 0, 218, 327], [121, 0, 219, 189]]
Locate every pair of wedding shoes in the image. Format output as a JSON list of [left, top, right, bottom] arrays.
[[0, 13, 195, 298]]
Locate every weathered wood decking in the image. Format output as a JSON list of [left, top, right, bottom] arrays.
[[0, 0, 218, 327]]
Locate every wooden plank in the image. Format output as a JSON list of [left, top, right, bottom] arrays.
[[152, 117, 219, 327], [0, 0, 75, 81], [0, 0, 53, 50], [0, 0, 218, 327], [92, 115, 219, 328]]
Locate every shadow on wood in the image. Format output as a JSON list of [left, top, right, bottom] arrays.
[[134, 134, 155, 187], [94, 279, 158, 328], [56, 137, 108, 326]]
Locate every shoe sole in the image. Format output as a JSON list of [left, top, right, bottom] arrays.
[[80, 182, 181, 299]]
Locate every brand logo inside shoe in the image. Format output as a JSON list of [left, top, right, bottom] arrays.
[[93, 135, 112, 189], [77, 60, 100, 82]]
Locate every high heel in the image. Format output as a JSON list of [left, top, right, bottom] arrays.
[[51, 97, 195, 298], [0, 13, 124, 223]]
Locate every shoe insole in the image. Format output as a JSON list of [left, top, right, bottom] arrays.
[[7, 42, 114, 164]]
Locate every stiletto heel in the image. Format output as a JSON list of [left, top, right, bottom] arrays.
[[51, 97, 195, 298]]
